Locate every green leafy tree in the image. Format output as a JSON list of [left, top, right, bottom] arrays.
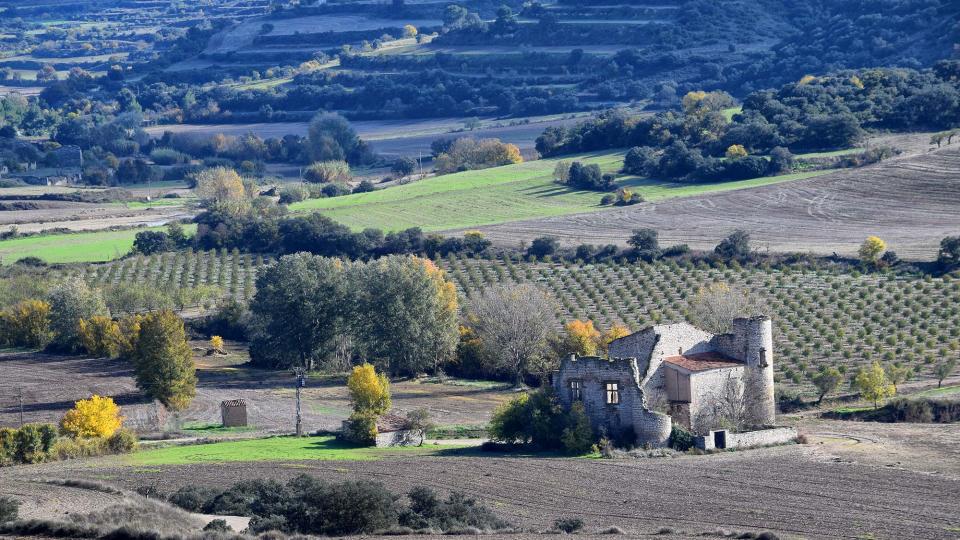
[[560, 402, 594, 454], [354, 257, 459, 377], [810, 367, 843, 404], [933, 357, 957, 388], [47, 278, 109, 353], [128, 310, 196, 411], [249, 254, 352, 370]]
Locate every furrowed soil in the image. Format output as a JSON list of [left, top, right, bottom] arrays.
[[467, 139, 960, 259], [2, 421, 959, 539]]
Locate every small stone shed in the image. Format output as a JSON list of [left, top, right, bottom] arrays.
[[374, 414, 425, 447], [220, 399, 248, 428]]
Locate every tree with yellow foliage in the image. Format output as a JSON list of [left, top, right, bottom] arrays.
[[725, 144, 748, 159], [348, 363, 391, 416], [563, 320, 600, 356], [210, 335, 225, 353], [60, 395, 123, 438], [0, 299, 51, 348], [798, 75, 817, 85], [599, 324, 630, 356], [194, 167, 250, 216], [853, 362, 895, 409], [403, 24, 418, 38], [78, 316, 124, 358], [344, 363, 391, 446], [858, 236, 886, 266]]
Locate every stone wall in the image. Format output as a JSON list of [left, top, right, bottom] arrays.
[[694, 427, 797, 450], [688, 366, 745, 434], [375, 429, 424, 447], [552, 355, 671, 446]]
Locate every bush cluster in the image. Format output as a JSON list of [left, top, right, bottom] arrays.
[[167, 476, 510, 535], [488, 389, 596, 454]]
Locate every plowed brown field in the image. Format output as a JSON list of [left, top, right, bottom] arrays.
[[467, 144, 960, 260]]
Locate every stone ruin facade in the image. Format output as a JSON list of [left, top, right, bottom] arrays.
[[552, 316, 777, 447]]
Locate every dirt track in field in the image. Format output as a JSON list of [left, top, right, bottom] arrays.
[[465, 142, 960, 260]]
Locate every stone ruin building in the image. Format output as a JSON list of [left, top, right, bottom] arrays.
[[552, 316, 792, 448]]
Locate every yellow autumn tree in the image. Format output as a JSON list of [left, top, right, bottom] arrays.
[[0, 299, 51, 348], [78, 315, 124, 358], [858, 236, 886, 266], [725, 144, 748, 159], [194, 166, 250, 216], [564, 319, 601, 356], [210, 335, 224, 353], [798, 74, 817, 85], [403, 24, 418, 38], [347, 363, 391, 416], [599, 324, 631, 355], [60, 395, 123, 438], [854, 362, 895, 409]]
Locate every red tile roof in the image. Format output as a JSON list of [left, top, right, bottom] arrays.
[[663, 352, 743, 373]]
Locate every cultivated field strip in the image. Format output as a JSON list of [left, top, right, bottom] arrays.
[[20, 451, 958, 538], [469, 146, 960, 259]]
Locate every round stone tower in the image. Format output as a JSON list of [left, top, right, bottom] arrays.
[[737, 315, 776, 426]]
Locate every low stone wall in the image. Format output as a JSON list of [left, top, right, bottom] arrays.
[[695, 427, 797, 451], [375, 429, 424, 448]]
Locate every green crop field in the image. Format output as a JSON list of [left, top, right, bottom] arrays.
[[0, 229, 150, 265], [291, 151, 827, 232], [127, 435, 468, 465], [0, 225, 197, 265]]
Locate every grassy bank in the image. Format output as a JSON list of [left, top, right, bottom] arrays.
[[291, 150, 827, 232], [127, 435, 469, 465]]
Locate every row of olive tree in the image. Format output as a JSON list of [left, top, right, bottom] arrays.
[[248, 253, 459, 377]]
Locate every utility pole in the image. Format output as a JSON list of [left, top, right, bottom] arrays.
[[292, 367, 306, 436], [418, 150, 424, 180]]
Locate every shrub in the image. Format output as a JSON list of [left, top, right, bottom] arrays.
[[527, 236, 559, 258], [488, 389, 572, 450], [434, 137, 522, 175], [60, 395, 123, 438], [77, 316, 125, 358], [0, 496, 18, 523], [560, 402, 594, 455], [321, 182, 352, 197], [12, 424, 57, 464], [400, 487, 509, 532], [50, 436, 107, 460], [0, 428, 14, 466], [278, 184, 309, 204], [554, 517, 584, 533], [168, 486, 219, 513], [304, 160, 351, 183], [149, 148, 187, 165], [342, 413, 378, 446], [203, 519, 232, 532], [668, 424, 694, 451], [106, 428, 139, 454], [353, 180, 376, 193]]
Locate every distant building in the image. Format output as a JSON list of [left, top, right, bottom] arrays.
[[49, 145, 82, 168], [553, 316, 784, 448], [220, 399, 248, 427]]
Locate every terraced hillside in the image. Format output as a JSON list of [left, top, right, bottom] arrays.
[[468, 143, 960, 260]]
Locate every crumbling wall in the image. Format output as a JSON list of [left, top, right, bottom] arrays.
[[695, 427, 797, 450]]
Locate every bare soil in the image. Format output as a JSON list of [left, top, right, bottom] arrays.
[[0, 348, 512, 434], [2, 422, 959, 539], [467, 137, 960, 260]]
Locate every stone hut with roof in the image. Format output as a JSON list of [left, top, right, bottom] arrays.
[[552, 316, 780, 448]]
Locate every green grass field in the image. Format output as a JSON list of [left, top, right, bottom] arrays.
[[291, 150, 827, 232], [128, 435, 468, 465], [0, 224, 197, 265]]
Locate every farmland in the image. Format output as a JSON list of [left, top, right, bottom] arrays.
[[0, 225, 195, 265], [290, 150, 826, 232], [471, 142, 960, 259], [30, 244, 959, 398]]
